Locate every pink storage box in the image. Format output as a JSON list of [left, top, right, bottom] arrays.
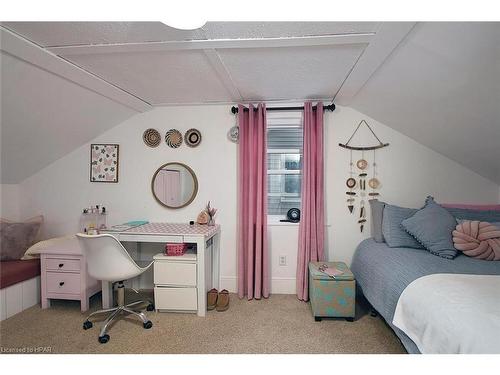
[[165, 243, 188, 256]]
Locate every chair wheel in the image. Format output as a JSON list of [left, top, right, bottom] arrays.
[[143, 320, 153, 329], [83, 321, 93, 330], [146, 303, 155, 311], [98, 334, 110, 344], [345, 317, 354, 322], [314, 317, 322, 322]]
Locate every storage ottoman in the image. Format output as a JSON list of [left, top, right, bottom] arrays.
[[308, 261, 356, 321]]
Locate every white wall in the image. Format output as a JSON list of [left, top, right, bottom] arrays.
[[17, 105, 500, 294], [0, 184, 20, 220], [325, 106, 499, 264]]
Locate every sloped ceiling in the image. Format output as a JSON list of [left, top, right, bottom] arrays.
[[0, 51, 137, 183], [1, 22, 499, 185], [349, 22, 500, 185]]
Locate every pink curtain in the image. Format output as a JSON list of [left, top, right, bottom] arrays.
[[237, 103, 269, 300], [296, 102, 325, 301]]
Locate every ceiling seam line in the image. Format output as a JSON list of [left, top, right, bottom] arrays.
[[331, 45, 369, 103], [53, 54, 153, 108], [1, 26, 152, 112], [45, 33, 375, 55], [1, 49, 152, 112], [40, 32, 377, 49], [345, 23, 418, 100], [204, 48, 243, 101], [333, 22, 418, 103]]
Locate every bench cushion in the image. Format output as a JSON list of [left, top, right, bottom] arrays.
[[0, 259, 40, 289]]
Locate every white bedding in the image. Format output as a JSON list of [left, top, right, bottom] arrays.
[[392, 273, 500, 354]]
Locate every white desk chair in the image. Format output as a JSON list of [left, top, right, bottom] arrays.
[[76, 233, 154, 344]]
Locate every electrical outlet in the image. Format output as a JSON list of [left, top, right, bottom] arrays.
[[279, 255, 287, 266]]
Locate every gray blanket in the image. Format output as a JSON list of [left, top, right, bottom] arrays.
[[351, 239, 500, 353]]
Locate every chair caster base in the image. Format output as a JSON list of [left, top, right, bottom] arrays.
[[83, 321, 93, 330], [143, 321, 153, 329], [98, 334, 110, 344], [146, 303, 155, 311]]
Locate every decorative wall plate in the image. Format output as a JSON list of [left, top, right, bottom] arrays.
[[165, 129, 183, 148], [346, 178, 356, 189], [184, 128, 202, 147], [143, 128, 161, 147], [356, 159, 368, 170], [368, 177, 380, 189], [228, 125, 239, 143]]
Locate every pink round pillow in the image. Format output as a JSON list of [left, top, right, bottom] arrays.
[[452, 220, 500, 260]]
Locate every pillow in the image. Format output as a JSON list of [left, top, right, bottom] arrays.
[[441, 203, 500, 211], [401, 197, 457, 259], [453, 220, 500, 261], [0, 216, 43, 261], [443, 206, 500, 222], [369, 199, 385, 243], [458, 219, 500, 228], [22, 235, 80, 260], [382, 204, 424, 249]]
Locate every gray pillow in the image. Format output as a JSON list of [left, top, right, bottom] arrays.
[[445, 207, 500, 222], [369, 199, 385, 243], [382, 204, 424, 249], [0, 221, 42, 260], [401, 196, 457, 259]]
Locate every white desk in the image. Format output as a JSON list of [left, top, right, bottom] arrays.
[[102, 223, 220, 317]]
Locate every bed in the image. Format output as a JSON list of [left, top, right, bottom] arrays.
[[351, 239, 500, 354]]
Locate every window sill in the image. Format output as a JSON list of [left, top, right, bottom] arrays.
[[267, 216, 299, 226], [268, 221, 300, 227], [267, 216, 331, 227]]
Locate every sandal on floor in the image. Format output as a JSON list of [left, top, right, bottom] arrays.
[[216, 289, 230, 312], [207, 288, 218, 310]]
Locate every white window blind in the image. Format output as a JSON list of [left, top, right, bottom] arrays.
[[267, 112, 303, 217]]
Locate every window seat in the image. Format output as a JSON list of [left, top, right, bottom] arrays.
[[0, 259, 40, 289]]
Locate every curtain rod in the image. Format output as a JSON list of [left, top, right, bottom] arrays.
[[231, 103, 335, 114]]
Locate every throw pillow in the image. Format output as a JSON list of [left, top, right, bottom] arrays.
[[401, 196, 457, 259], [369, 199, 385, 243], [0, 215, 43, 261], [382, 203, 424, 249]]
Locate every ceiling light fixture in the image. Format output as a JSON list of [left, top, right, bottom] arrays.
[[162, 20, 206, 30]]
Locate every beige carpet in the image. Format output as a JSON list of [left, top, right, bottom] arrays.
[[0, 292, 405, 354]]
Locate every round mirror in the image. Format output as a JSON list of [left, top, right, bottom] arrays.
[[151, 162, 198, 209]]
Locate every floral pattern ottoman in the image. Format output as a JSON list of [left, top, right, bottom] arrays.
[[308, 261, 356, 322]]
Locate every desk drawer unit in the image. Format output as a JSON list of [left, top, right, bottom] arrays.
[[153, 252, 198, 312], [154, 261, 196, 286], [154, 287, 197, 311]]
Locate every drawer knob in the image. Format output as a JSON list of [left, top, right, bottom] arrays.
[[58, 263, 64, 268], [59, 282, 65, 286]]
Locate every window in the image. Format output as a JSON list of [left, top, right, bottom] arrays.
[[267, 112, 303, 217]]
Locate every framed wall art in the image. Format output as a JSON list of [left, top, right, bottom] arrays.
[[90, 144, 119, 183]]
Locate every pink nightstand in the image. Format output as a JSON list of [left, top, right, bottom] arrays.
[[40, 253, 101, 312]]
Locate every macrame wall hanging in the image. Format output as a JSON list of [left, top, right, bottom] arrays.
[[339, 120, 389, 232]]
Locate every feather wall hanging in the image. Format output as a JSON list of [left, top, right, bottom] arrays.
[[339, 120, 389, 232]]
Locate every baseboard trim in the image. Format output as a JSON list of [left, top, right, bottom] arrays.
[[220, 276, 296, 295]]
